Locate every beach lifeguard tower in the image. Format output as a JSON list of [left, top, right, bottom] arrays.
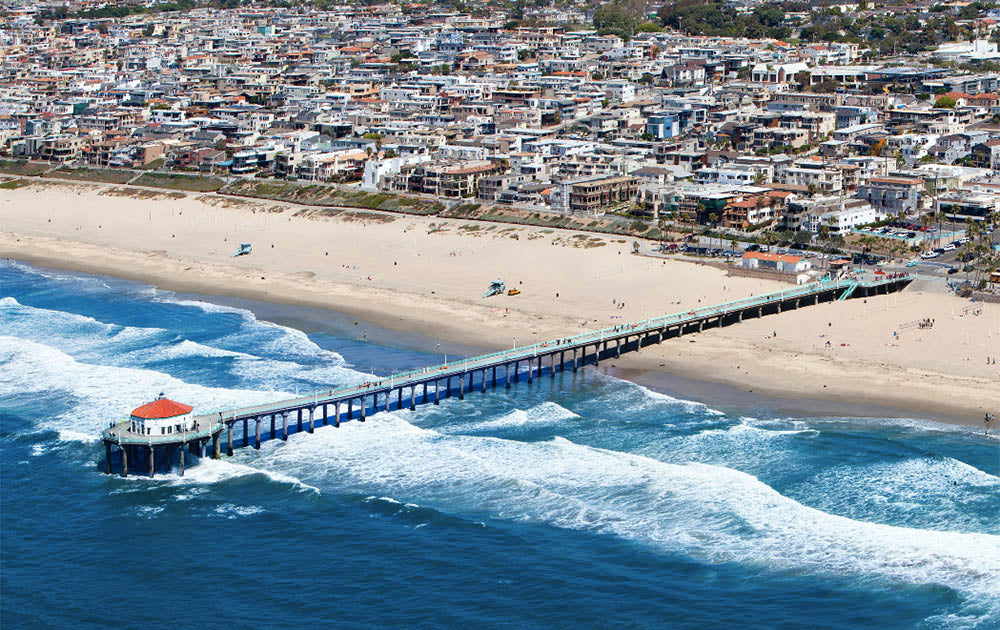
[[102, 394, 224, 477]]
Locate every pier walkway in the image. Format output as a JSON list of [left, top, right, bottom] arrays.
[[102, 274, 912, 475]]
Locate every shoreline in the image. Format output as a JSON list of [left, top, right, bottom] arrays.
[[4, 249, 989, 428], [1, 181, 997, 428]]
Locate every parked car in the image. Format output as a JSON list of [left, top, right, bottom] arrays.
[[921, 251, 940, 259], [947, 267, 959, 274]]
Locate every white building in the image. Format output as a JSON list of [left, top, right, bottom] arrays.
[[129, 396, 194, 437]]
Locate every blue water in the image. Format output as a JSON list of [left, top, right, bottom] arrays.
[[2, 261, 999, 629]]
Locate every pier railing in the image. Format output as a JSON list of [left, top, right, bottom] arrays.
[[103, 420, 224, 447], [199, 274, 909, 422]]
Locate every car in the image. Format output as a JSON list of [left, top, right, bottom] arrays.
[[934, 247, 946, 254], [947, 267, 959, 274], [943, 244, 956, 251], [745, 243, 760, 252], [921, 251, 940, 259], [906, 259, 919, 267], [957, 237, 970, 244]]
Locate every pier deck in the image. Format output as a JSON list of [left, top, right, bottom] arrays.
[[101, 273, 912, 476]]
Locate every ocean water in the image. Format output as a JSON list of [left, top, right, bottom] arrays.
[[2, 260, 998, 629]]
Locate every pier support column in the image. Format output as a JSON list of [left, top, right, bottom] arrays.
[[179, 445, 185, 476], [242, 418, 249, 448], [199, 440, 205, 459], [446, 377, 452, 397], [594, 344, 600, 366], [308, 407, 314, 434], [334, 402, 341, 427], [505, 363, 511, 389], [384, 391, 390, 412], [815, 294, 819, 305], [410, 387, 417, 411], [573, 348, 578, 371], [758, 307, 762, 318], [398, 388, 403, 410], [795, 299, 800, 309], [360, 396, 366, 422], [528, 360, 533, 383], [282, 413, 288, 441], [348, 399, 353, 419], [492, 366, 497, 387], [213, 433, 220, 459], [422, 382, 428, 404], [323, 405, 328, 426], [271, 414, 276, 440], [699, 320, 704, 332], [738, 311, 743, 323], [297, 409, 303, 433], [777, 303, 781, 314], [459, 374, 465, 400], [482, 370, 487, 393], [104, 442, 112, 474], [434, 381, 440, 404], [227, 423, 233, 456], [255, 417, 261, 449], [616, 339, 621, 358], [121, 446, 128, 478], [149, 446, 155, 477], [537, 356, 542, 378]]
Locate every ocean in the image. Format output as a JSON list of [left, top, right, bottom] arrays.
[[2, 260, 998, 629]]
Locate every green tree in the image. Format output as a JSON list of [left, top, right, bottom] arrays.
[[934, 95, 957, 108]]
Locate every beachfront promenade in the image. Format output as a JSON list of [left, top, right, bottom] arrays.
[[102, 274, 912, 476]]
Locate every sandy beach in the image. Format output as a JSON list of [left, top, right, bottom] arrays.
[[2, 178, 998, 424]]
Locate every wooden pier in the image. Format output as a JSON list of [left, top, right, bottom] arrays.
[[101, 274, 912, 476]]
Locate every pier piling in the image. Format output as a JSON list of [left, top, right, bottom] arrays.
[[104, 277, 910, 473]]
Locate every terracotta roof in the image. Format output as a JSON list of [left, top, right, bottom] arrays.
[[131, 398, 193, 419], [743, 251, 804, 264]]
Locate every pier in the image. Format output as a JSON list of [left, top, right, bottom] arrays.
[[101, 274, 912, 476]]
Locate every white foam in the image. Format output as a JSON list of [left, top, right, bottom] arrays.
[[593, 374, 725, 416], [793, 457, 999, 534], [0, 335, 289, 438], [251, 414, 1000, 604], [165, 456, 319, 493], [456, 401, 579, 432], [160, 296, 347, 364], [213, 503, 264, 518], [57, 429, 100, 444]]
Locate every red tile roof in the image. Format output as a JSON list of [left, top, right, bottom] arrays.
[[131, 398, 193, 419]]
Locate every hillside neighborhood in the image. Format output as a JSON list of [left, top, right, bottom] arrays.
[[1, 0, 998, 289]]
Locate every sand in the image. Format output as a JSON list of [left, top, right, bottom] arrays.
[[2, 178, 998, 425]]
